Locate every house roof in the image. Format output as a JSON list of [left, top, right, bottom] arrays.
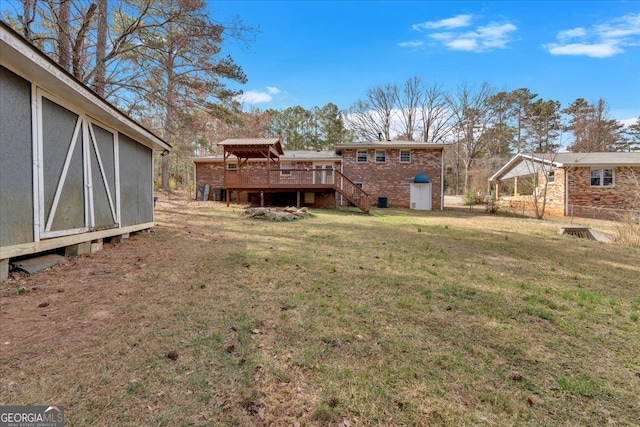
[[334, 140, 447, 154], [0, 21, 170, 152], [489, 152, 640, 181], [553, 152, 640, 166]]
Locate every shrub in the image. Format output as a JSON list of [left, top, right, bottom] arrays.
[[614, 212, 640, 248]]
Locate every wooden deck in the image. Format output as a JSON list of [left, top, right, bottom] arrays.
[[225, 168, 370, 213]]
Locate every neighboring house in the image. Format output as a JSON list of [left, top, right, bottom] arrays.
[[489, 152, 640, 219], [0, 22, 171, 282], [193, 139, 446, 212]]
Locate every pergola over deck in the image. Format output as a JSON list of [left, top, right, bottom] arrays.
[[220, 138, 284, 192]]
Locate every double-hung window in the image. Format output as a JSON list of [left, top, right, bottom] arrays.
[[375, 150, 387, 163], [356, 150, 368, 163], [590, 168, 614, 187], [399, 150, 411, 163]]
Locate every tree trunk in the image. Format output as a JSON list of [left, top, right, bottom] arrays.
[[21, 0, 37, 40], [93, 0, 108, 97], [57, 0, 71, 71], [161, 152, 170, 191]]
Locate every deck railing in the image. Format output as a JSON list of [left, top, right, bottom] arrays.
[[333, 169, 370, 214], [225, 169, 335, 188]]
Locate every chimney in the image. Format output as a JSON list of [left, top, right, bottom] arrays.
[[378, 132, 382, 141]]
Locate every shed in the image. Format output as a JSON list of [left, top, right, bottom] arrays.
[[0, 22, 171, 281]]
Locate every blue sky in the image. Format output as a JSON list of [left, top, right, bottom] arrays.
[[214, 1, 640, 125]]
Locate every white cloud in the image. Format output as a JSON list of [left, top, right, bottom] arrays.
[[620, 117, 637, 127], [545, 13, 640, 57], [235, 86, 282, 104], [412, 14, 473, 31], [558, 27, 587, 40], [546, 42, 623, 58], [398, 40, 425, 48], [405, 15, 517, 52], [595, 13, 640, 39], [446, 38, 478, 51], [476, 22, 517, 48]]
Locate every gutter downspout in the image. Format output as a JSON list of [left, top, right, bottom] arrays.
[[440, 148, 445, 210], [565, 167, 570, 217], [340, 158, 344, 207]]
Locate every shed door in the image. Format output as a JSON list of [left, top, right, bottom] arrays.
[[37, 91, 119, 239]]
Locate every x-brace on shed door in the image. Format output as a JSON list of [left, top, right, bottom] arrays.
[[37, 90, 119, 239]]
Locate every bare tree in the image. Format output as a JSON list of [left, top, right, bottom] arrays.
[[394, 76, 422, 141], [447, 82, 496, 193], [420, 82, 453, 144], [345, 84, 397, 141]]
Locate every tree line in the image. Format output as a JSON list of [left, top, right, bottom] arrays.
[[4, 3, 638, 193], [2, 0, 251, 190]]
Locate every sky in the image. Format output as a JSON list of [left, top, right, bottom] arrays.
[[212, 0, 640, 126]]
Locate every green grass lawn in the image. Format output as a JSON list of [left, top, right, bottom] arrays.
[[1, 201, 639, 426]]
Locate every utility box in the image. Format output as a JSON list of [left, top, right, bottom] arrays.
[[410, 184, 432, 210]]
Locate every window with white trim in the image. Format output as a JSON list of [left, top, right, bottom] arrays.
[[399, 149, 411, 163], [547, 170, 555, 183], [280, 162, 292, 176], [356, 150, 368, 163], [375, 150, 386, 163], [590, 168, 614, 187], [355, 182, 364, 189], [226, 163, 238, 170]]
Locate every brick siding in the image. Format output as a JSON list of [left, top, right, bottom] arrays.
[[341, 148, 443, 209], [194, 148, 444, 209]]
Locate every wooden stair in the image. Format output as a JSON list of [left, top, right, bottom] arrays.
[[333, 170, 370, 214]]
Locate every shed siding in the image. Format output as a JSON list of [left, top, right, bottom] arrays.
[[119, 134, 153, 226], [0, 66, 33, 246], [90, 123, 117, 228]]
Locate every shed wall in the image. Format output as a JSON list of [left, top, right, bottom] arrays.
[[119, 134, 153, 226], [0, 66, 33, 246]]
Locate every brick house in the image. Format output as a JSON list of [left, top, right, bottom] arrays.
[[489, 152, 640, 219], [193, 139, 446, 212]]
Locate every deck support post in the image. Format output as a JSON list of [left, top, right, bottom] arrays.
[[296, 191, 300, 208]]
